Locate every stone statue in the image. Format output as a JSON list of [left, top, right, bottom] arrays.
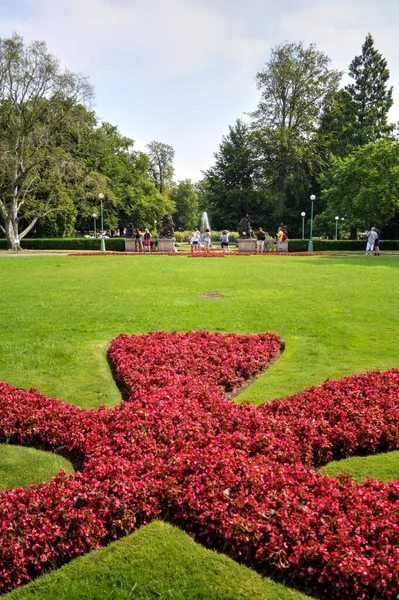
[[158, 214, 175, 239], [238, 214, 254, 238], [126, 223, 134, 238]]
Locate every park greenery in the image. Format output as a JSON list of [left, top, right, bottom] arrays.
[[0, 32, 399, 248], [202, 35, 399, 237], [0, 254, 399, 599]]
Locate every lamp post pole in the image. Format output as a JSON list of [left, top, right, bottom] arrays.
[[99, 193, 105, 251], [301, 212, 306, 240], [335, 216, 339, 240], [93, 213, 97, 239], [307, 195, 315, 252]]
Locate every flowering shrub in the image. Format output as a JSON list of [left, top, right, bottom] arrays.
[[0, 330, 398, 598]]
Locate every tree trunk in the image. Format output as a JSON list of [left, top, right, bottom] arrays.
[[4, 218, 18, 250]]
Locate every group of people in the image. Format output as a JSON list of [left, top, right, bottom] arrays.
[[190, 229, 220, 252], [256, 225, 288, 253], [134, 228, 152, 252], [189, 225, 289, 254], [189, 229, 231, 253], [365, 227, 381, 255]]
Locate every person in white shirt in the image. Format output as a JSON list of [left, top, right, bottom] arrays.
[[220, 230, 230, 253], [190, 231, 201, 253], [366, 227, 378, 255]]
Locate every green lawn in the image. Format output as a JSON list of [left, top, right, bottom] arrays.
[[1, 253, 398, 599]]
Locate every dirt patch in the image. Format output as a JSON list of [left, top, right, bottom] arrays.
[[199, 292, 225, 299]]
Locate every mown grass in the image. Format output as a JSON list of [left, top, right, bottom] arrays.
[[0, 444, 74, 490], [5, 521, 311, 600], [320, 450, 399, 483], [1, 253, 398, 599]]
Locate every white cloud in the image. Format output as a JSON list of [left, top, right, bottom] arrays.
[[7, 0, 268, 86]]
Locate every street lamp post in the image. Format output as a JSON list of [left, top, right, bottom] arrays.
[[93, 213, 97, 239], [307, 195, 316, 252], [335, 216, 339, 240], [301, 212, 306, 239], [99, 193, 105, 251]]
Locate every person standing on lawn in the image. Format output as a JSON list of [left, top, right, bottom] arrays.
[[365, 227, 378, 255], [221, 230, 230, 253], [143, 228, 151, 252], [190, 230, 201, 253], [256, 227, 266, 253], [203, 229, 211, 252], [135, 229, 144, 252], [276, 227, 284, 252]]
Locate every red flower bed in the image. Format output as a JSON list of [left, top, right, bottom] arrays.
[[232, 252, 339, 256], [187, 253, 226, 257], [0, 331, 398, 598], [68, 252, 181, 256]]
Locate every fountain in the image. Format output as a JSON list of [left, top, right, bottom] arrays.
[[200, 212, 211, 234]]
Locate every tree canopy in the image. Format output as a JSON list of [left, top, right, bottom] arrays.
[[0, 31, 397, 243]]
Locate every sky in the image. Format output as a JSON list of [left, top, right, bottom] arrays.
[[1, 0, 399, 181]]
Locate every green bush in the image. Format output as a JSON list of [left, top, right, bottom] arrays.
[[7, 238, 125, 251], [287, 239, 399, 252]]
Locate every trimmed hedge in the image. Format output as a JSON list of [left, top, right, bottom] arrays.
[[289, 239, 399, 252], [0, 238, 125, 251]]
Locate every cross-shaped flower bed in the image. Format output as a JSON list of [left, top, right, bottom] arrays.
[[0, 330, 398, 598]]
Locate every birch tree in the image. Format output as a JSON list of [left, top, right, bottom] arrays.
[[0, 33, 93, 248]]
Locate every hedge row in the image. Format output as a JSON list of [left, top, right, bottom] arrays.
[[0, 238, 125, 251], [287, 239, 399, 251], [1, 237, 399, 252]]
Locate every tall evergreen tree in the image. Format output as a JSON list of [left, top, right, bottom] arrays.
[[318, 34, 395, 237], [320, 34, 394, 158], [347, 33, 394, 146]]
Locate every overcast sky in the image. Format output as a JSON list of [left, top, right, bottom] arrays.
[[1, 0, 398, 181]]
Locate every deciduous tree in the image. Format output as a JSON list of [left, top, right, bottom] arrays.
[[146, 141, 175, 194], [321, 139, 399, 231], [251, 41, 341, 216], [170, 179, 199, 231], [0, 33, 93, 248]]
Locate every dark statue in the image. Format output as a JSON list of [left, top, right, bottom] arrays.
[[126, 223, 134, 238], [159, 214, 175, 238], [238, 214, 254, 239]]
